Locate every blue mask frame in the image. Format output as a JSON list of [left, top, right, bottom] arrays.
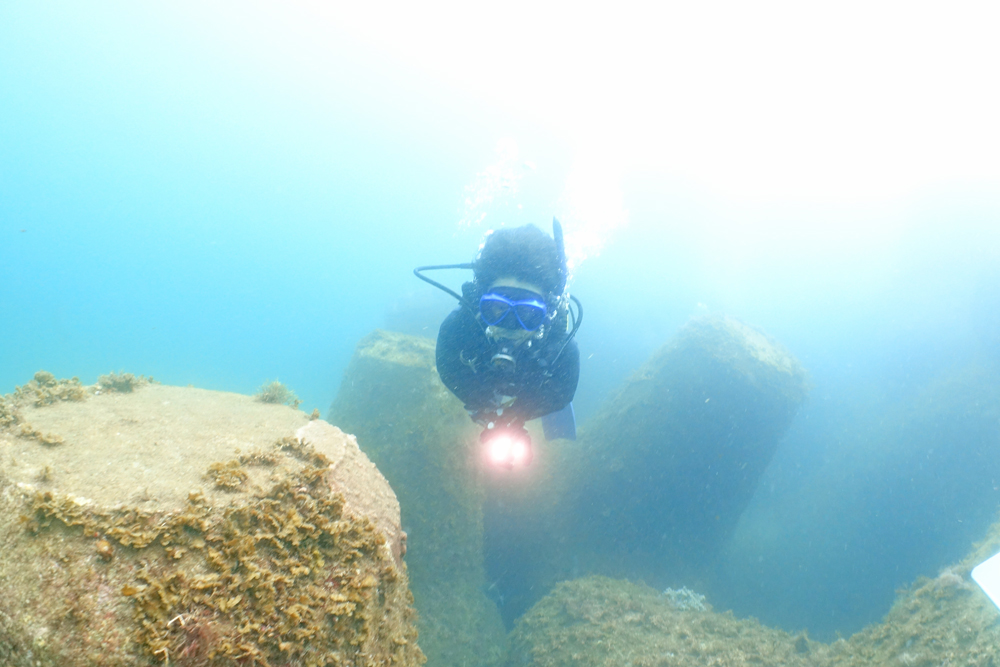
[[479, 291, 548, 331]]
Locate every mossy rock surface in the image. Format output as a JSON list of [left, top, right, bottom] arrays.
[[0, 379, 422, 666], [827, 515, 1000, 667], [329, 330, 508, 667], [511, 520, 1000, 667], [576, 314, 809, 552], [509, 575, 818, 667]]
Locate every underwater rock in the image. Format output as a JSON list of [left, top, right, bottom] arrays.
[[484, 315, 809, 623], [573, 315, 808, 559], [328, 330, 508, 667], [509, 513, 1000, 667], [827, 560, 1000, 667], [508, 575, 818, 667], [0, 377, 422, 666]]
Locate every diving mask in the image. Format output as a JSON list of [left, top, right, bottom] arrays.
[[479, 287, 548, 331]]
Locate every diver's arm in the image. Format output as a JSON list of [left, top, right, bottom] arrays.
[[435, 308, 495, 412], [516, 339, 580, 422], [551, 338, 581, 410]]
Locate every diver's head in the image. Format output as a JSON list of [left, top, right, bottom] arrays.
[[473, 224, 568, 343], [490, 277, 544, 294], [476, 277, 548, 373], [473, 224, 567, 301]]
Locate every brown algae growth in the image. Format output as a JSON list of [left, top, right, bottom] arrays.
[[96, 371, 156, 394], [0, 370, 88, 428], [1, 370, 152, 445], [254, 381, 301, 409], [0, 373, 422, 667], [22, 440, 406, 665]]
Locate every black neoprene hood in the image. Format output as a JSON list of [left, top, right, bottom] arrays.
[[473, 224, 567, 297]]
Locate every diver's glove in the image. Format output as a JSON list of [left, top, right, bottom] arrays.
[[468, 394, 517, 428], [468, 408, 495, 427]]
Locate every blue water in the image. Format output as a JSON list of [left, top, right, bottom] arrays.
[[4, 1, 1000, 646]]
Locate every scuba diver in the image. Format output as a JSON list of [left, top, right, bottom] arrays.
[[414, 219, 582, 468]]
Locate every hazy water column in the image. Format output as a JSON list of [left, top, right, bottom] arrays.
[[0, 2, 509, 411]]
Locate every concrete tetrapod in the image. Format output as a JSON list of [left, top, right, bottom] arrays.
[[328, 331, 508, 667], [483, 315, 810, 624], [0, 373, 422, 667], [507, 512, 1000, 667]]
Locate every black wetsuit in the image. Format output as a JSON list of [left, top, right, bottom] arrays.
[[436, 306, 579, 424]]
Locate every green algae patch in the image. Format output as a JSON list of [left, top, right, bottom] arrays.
[[509, 575, 818, 667], [0, 377, 422, 667]]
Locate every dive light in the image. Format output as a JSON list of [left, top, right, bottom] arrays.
[[481, 421, 532, 469]]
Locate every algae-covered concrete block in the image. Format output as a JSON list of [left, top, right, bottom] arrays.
[[508, 575, 817, 667], [821, 509, 1000, 667], [508, 513, 1000, 667], [328, 330, 508, 667], [484, 316, 809, 622], [0, 373, 422, 667], [572, 315, 808, 561]]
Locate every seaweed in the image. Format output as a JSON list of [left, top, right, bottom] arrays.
[[18, 437, 422, 666], [237, 447, 282, 467], [0, 371, 157, 432], [97, 371, 155, 393], [11, 371, 88, 407], [16, 423, 65, 446], [0, 371, 92, 429], [253, 381, 301, 409], [205, 460, 249, 491], [0, 395, 22, 428]]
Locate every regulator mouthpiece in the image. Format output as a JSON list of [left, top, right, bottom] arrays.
[[491, 352, 516, 374]]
